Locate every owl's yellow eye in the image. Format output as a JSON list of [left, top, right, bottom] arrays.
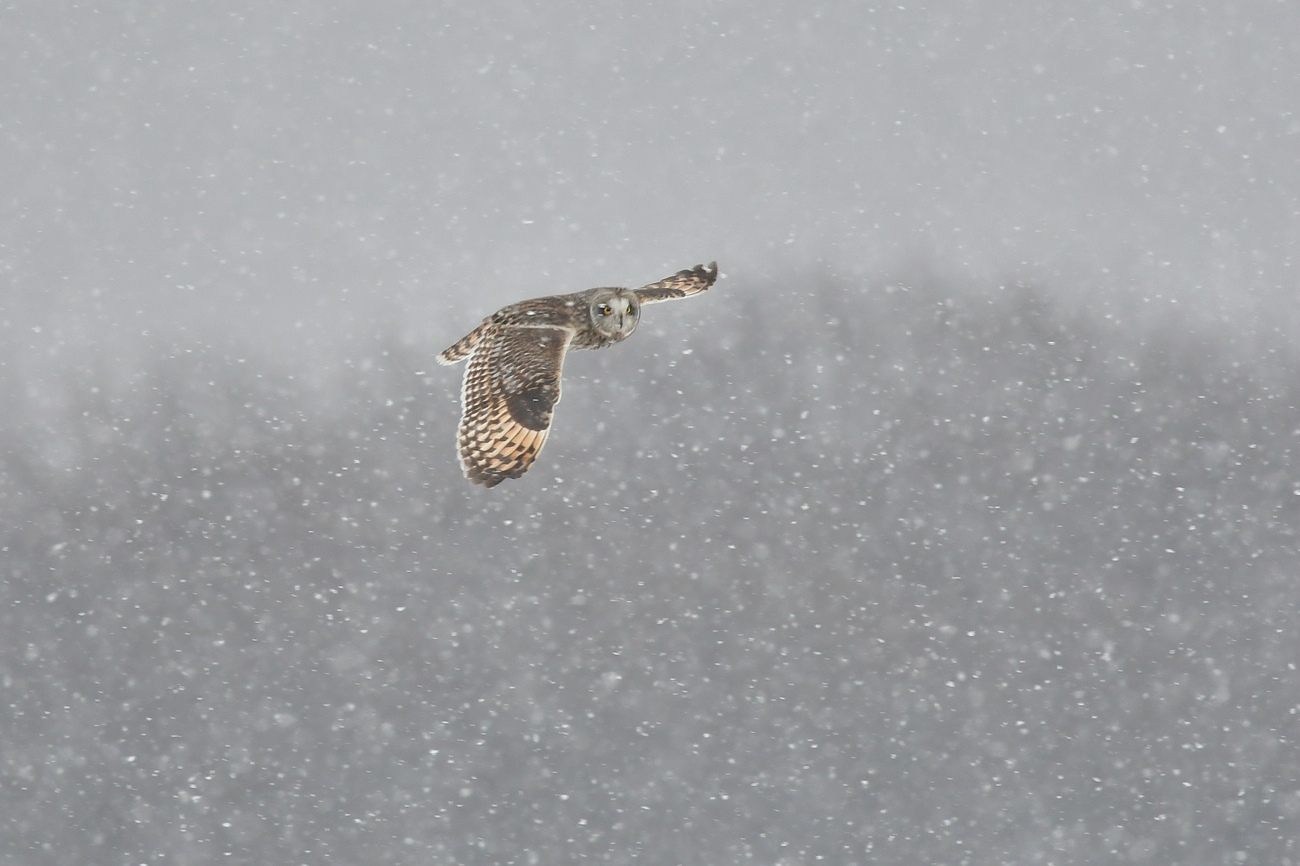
[[597, 303, 612, 316], [626, 303, 634, 315]]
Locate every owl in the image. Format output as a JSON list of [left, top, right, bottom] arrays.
[[436, 262, 718, 487]]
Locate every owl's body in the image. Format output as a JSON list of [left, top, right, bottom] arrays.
[[437, 262, 717, 487]]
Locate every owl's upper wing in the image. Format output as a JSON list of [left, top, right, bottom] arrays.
[[457, 324, 573, 487], [632, 261, 718, 305]]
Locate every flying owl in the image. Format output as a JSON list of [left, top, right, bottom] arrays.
[[436, 262, 718, 487]]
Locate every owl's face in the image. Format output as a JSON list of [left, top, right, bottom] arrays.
[[588, 288, 640, 341]]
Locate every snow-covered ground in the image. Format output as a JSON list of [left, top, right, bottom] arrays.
[[3, 3, 1297, 863]]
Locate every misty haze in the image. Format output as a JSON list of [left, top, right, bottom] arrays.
[[2, 4, 1297, 865]]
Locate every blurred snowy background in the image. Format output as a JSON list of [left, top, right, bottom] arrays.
[[2, 2, 1298, 864]]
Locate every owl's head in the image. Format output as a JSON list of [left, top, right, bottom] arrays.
[[588, 288, 640, 342]]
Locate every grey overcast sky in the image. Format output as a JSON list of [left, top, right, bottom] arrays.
[[4, 5, 1300, 864], [3, 1, 1297, 359]]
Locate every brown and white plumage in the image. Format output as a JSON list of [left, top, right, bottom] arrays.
[[437, 262, 717, 487]]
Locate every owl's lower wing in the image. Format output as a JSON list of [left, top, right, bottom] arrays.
[[632, 261, 718, 305], [457, 324, 573, 487], [437, 318, 491, 365]]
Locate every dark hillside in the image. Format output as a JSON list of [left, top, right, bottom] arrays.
[[2, 275, 1297, 864]]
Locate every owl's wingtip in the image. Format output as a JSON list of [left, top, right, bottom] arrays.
[[688, 261, 719, 287]]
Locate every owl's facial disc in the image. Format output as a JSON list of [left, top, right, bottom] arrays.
[[591, 290, 639, 339]]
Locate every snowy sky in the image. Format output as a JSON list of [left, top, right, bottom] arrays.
[[4, 5, 1300, 864], [3, 1, 1297, 359]]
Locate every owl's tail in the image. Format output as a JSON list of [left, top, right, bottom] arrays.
[[436, 320, 491, 365]]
